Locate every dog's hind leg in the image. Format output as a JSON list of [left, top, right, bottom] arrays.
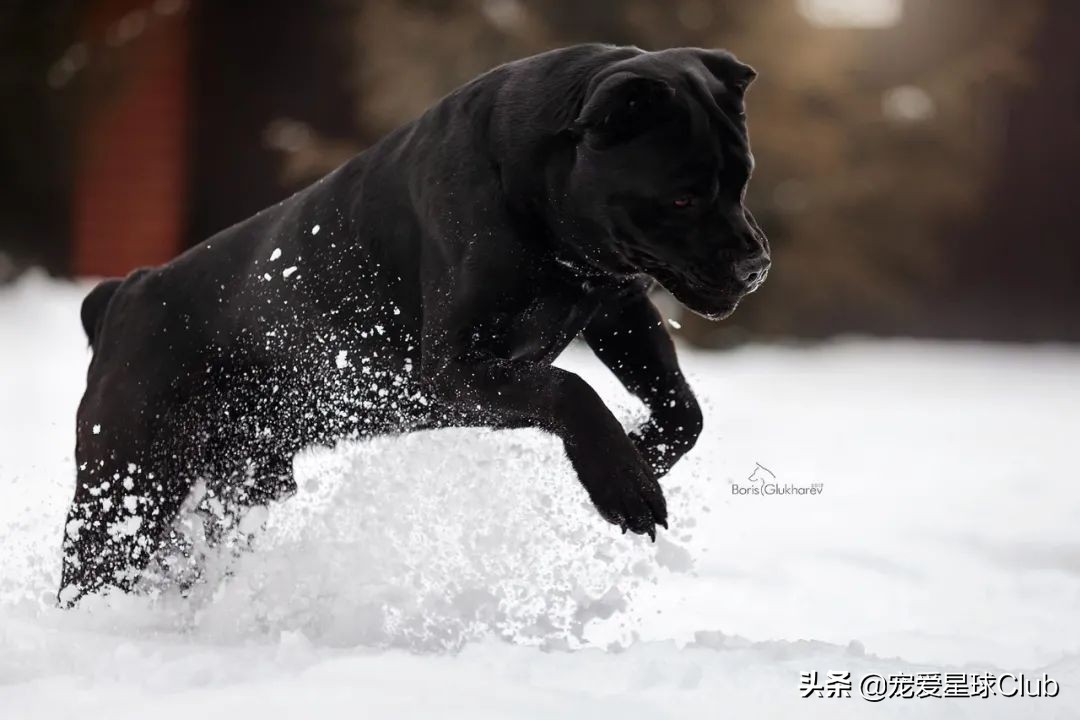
[[58, 389, 195, 606]]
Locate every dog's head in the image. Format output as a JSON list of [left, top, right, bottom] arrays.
[[566, 48, 769, 320]]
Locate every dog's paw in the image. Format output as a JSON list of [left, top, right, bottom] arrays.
[[575, 449, 668, 540], [631, 401, 703, 478], [631, 422, 683, 478]]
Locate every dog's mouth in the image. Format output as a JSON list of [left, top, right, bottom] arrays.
[[650, 266, 761, 321], [676, 285, 743, 321], [607, 224, 767, 320]]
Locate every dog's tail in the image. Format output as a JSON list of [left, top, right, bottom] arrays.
[[80, 278, 123, 347]]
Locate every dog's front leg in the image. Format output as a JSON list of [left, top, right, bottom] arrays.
[[584, 283, 703, 478], [422, 354, 667, 538]]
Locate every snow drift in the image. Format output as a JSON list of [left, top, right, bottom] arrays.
[[2, 272, 1079, 718]]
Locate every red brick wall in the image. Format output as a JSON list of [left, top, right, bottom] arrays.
[[72, 0, 190, 277]]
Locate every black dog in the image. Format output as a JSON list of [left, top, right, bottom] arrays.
[[59, 44, 769, 605]]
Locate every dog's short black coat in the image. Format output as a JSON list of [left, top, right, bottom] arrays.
[[59, 44, 769, 604]]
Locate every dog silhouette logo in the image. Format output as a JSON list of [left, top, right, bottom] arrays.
[[747, 462, 776, 483]]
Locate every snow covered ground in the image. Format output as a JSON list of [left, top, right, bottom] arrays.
[[2, 272, 1078, 718]]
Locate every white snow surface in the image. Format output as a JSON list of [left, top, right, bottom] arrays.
[[1, 272, 1079, 718]]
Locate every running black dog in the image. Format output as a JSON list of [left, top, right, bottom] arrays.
[[60, 44, 769, 604]]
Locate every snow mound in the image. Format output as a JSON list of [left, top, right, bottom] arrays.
[[43, 428, 697, 652]]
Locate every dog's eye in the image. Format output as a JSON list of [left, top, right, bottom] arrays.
[[672, 195, 696, 209]]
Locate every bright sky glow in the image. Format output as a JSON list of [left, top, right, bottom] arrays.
[[797, 0, 903, 28]]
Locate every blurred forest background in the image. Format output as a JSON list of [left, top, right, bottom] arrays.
[[1, 0, 1077, 345]]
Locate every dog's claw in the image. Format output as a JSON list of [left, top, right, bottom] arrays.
[[580, 442, 667, 542], [659, 518, 668, 530]]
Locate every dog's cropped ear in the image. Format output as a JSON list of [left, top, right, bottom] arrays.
[[571, 72, 676, 147], [699, 50, 757, 96]]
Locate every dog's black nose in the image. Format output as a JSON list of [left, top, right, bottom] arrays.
[[735, 252, 771, 287]]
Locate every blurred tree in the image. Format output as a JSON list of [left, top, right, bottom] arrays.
[[0, 0, 81, 277], [921, 0, 1080, 341], [187, 0, 363, 244], [691, 0, 1046, 343]]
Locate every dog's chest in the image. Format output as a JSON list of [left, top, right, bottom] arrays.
[[487, 284, 600, 364]]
